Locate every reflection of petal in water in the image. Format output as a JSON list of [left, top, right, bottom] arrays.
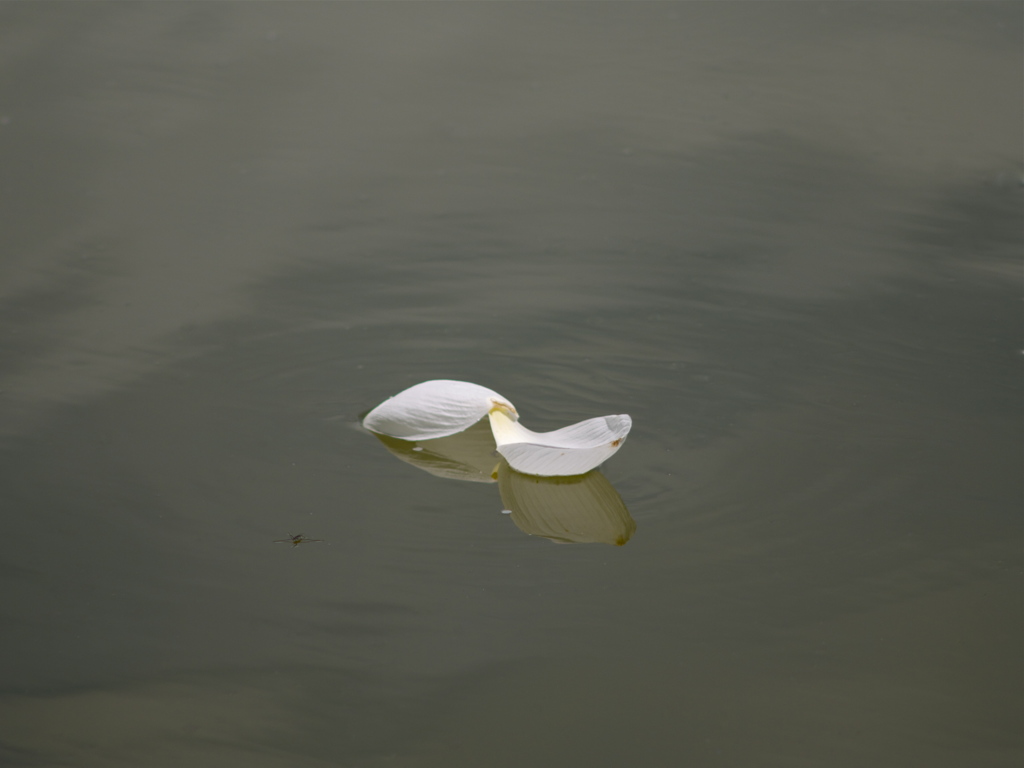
[[371, 420, 499, 483], [497, 462, 636, 546]]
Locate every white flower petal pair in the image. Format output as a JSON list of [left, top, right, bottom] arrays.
[[362, 379, 631, 477]]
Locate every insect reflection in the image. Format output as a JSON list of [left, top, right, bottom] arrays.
[[273, 534, 326, 547]]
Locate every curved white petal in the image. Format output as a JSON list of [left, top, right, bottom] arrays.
[[362, 379, 517, 441], [488, 410, 631, 477]]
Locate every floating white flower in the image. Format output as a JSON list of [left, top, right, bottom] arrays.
[[362, 395, 636, 545], [362, 379, 631, 477]]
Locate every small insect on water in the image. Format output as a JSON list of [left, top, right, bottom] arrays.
[[274, 534, 326, 547]]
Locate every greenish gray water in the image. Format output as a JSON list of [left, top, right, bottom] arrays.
[[0, 4, 1020, 767]]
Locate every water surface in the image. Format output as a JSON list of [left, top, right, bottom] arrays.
[[0, 4, 1021, 767]]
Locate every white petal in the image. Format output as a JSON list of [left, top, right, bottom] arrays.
[[488, 410, 631, 477], [362, 379, 517, 441]]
